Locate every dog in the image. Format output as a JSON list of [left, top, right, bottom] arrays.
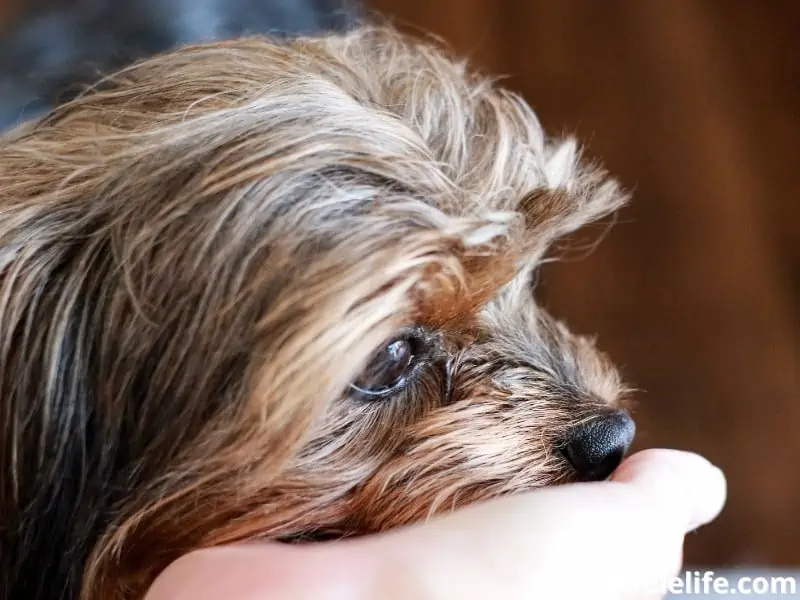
[[0, 25, 634, 600]]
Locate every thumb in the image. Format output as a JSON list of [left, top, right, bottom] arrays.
[[611, 448, 727, 532]]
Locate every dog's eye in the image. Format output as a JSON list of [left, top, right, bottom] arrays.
[[351, 334, 427, 398]]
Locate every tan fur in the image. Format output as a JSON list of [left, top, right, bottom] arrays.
[[0, 26, 629, 600]]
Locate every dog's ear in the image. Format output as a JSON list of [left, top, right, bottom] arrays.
[[516, 138, 628, 268]]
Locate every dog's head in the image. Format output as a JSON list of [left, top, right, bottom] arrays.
[[0, 27, 632, 600]]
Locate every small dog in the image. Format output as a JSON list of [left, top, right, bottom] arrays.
[[0, 26, 634, 600]]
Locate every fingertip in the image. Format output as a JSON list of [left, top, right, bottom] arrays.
[[612, 449, 727, 533]]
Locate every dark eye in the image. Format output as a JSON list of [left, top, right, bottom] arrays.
[[351, 333, 428, 399]]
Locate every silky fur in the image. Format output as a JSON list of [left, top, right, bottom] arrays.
[[0, 26, 630, 600]]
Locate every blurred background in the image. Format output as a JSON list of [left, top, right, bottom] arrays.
[[1, 0, 798, 571]]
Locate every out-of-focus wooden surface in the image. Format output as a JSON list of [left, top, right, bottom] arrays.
[[369, 0, 800, 567], [1, 0, 797, 568]]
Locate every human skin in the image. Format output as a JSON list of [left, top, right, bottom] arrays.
[[145, 449, 726, 600]]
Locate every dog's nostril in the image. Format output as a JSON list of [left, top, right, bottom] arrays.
[[561, 409, 636, 481]]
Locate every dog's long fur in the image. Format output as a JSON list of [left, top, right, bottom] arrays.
[[0, 26, 629, 600]]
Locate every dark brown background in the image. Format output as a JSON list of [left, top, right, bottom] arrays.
[[368, 0, 800, 567], [1, 0, 798, 569]]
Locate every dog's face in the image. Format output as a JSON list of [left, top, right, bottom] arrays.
[[288, 280, 632, 539], [0, 27, 632, 600]]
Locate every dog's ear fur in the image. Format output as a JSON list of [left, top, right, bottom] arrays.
[[516, 137, 627, 270], [311, 28, 627, 271]]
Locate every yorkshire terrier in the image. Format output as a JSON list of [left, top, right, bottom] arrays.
[[0, 26, 634, 600]]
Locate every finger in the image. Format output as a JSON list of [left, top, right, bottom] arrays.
[[611, 448, 727, 531]]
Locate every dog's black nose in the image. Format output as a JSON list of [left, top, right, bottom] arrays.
[[562, 409, 635, 481]]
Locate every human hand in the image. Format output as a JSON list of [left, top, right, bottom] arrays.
[[145, 449, 726, 600]]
